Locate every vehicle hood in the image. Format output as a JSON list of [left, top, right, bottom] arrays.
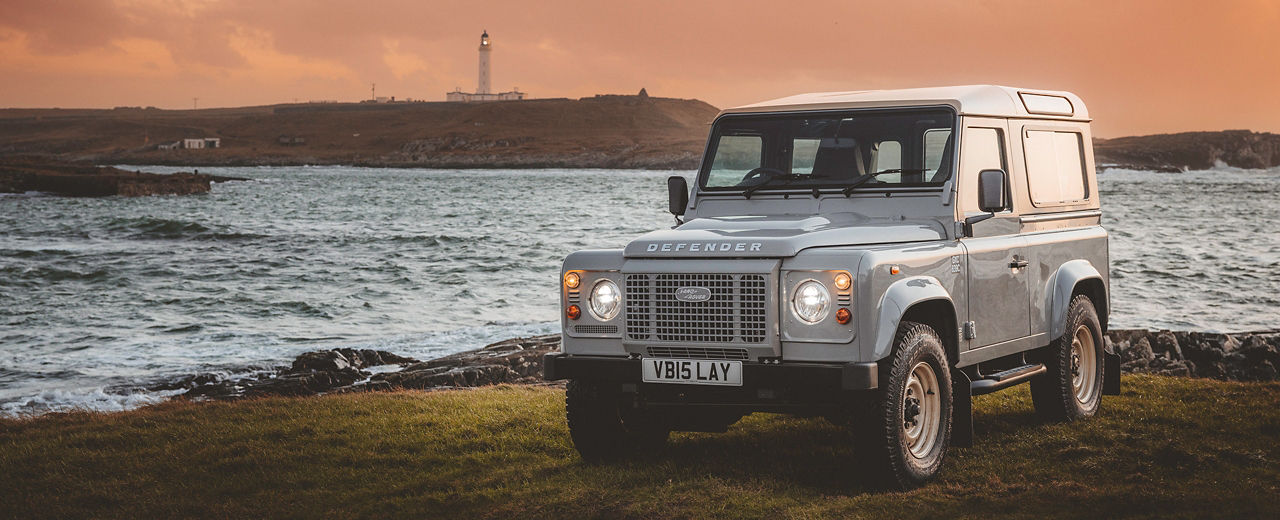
[[624, 213, 947, 258]]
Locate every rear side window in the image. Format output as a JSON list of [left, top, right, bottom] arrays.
[[923, 129, 951, 172], [707, 135, 763, 186], [790, 138, 821, 174], [871, 140, 902, 181], [1023, 130, 1087, 206]]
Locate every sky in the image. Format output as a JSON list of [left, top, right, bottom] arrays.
[[1, 0, 1277, 137]]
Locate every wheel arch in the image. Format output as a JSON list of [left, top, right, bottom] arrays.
[[1048, 259, 1108, 338], [871, 276, 958, 365]]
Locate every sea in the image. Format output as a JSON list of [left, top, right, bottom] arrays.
[[1, 166, 1277, 415]]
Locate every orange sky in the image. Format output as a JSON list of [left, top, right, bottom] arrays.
[[1, 0, 1277, 137]]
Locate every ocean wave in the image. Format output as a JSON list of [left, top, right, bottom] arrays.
[[0, 387, 186, 417], [101, 216, 269, 242]]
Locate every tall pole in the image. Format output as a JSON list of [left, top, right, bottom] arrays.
[[371, 83, 376, 101], [192, 97, 198, 110]]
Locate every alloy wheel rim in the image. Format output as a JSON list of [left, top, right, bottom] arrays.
[[903, 361, 941, 459], [1070, 324, 1098, 404]]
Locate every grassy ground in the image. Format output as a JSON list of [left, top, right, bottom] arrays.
[[2, 375, 1278, 519]]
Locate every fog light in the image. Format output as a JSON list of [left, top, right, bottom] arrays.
[[566, 304, 581, 320], [834, 272, 851, 291], [564, 272, 581, 289], [836, 307, 851, 325]]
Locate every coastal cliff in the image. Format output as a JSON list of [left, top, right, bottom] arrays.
[[1093, 130, 1280, 171], [0, 95, 719, 170]]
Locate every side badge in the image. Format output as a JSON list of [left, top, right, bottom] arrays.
[[951, 255, 961, 273]]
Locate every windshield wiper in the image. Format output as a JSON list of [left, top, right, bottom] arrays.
[[743, 173, 803, 199], [841, 168, 930, 197]]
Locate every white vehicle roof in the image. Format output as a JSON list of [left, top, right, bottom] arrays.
[[721, 85, 1089, 122]]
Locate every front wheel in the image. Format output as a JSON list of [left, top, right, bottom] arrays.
[[853, 321, 953, 490], [1031, 294, 1105, 421]]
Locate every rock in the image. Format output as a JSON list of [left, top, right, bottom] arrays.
[[1154, 331, 1183, 360], [292, 351, 352, 372], [1125, 337, 1156, 362]]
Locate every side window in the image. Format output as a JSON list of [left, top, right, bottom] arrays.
[[959, 127, 1007, 213], [871, 140, 902, 181], [707, 135, 762, 186], [790, 138, 820, 175], [1023, 130, 1087, 206], [923, 129, 951, 173]]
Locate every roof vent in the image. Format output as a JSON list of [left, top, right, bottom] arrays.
[[1019, 93, 1074, 116]]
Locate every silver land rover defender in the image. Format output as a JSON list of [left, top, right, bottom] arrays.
[[543, 85, 1119, 489]]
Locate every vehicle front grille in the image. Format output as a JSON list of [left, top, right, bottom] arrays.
[[645, 346, 749, 360], [624, 273, 768, 344]]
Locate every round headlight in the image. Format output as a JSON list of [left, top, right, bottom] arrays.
[[792, 280, 831, 324], [588, 280, 621, 321]]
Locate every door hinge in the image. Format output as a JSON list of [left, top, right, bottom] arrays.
[[962, 321, 977, 340]]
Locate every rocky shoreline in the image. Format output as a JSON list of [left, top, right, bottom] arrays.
[[152, 329, 1280, 402]]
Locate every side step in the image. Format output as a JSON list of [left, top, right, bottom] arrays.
[[970, 363, 1046, 396]]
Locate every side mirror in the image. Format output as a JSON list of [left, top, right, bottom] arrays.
[[667, 176, 689, 217], [977, 169, 1008, 213], [964, 169, 1008, 237]]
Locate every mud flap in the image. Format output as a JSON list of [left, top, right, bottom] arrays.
[[1103, 350, 1122, 395], [951, 368, 973, 448]]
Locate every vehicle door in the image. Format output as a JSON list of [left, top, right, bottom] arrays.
[[956, 119, 1031, 349]]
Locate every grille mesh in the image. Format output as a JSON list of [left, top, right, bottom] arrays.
[[573, 324, 618, 334], [625, 273, 768, 344], [646, 346, 749, 360]]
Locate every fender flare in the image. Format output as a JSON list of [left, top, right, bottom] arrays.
[[870, 276, 955, 361], [1047, 259, 1106, 339]]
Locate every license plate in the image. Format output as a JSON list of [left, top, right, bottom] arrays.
[[642, 358, 743, 386]]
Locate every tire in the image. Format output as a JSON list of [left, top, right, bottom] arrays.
[[1031, 294, 1104, 422], [853, 321, 953, 490], [565, 379, 668, 462]]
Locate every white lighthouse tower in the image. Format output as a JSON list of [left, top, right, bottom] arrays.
[[477, 30, 492, 95], [445, 30, 525, 102]]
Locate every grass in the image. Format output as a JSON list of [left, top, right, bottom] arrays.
[[1, 375, 1278, 519]]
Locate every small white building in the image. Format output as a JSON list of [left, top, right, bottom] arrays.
[[181, 138, 221, 149], [445, 30, 526, 103]]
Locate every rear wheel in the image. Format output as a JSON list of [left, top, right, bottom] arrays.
[[565, 379, 668, 462], [1031, 294, 1104, 421], [853, 321, 953, 490]]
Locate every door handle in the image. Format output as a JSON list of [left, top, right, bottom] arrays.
[[1009, 259, 1029, 269]]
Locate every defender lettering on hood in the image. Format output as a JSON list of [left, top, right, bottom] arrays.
[[646, 242, 763, 253]]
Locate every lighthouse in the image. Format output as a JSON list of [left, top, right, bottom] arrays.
[[446, 30, 526, 102], [477, 30, 491, 95]]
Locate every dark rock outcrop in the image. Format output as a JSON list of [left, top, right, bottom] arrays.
[[162, 335, 561, 400], [0, 160, 244, 196], [1107, 329, 1280, 381]]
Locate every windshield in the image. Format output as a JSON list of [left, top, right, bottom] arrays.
[[700, 108, 956, 192]]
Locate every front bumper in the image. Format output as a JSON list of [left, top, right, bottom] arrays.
[[542, 352, 879, 391]]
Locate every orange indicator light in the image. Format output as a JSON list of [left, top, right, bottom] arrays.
[[836, 308, 852, 324], [834, 272, 852, 291], [566, 305, 581, 320], [890, 266, 901, 275], [564, 272, 581, 289]]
